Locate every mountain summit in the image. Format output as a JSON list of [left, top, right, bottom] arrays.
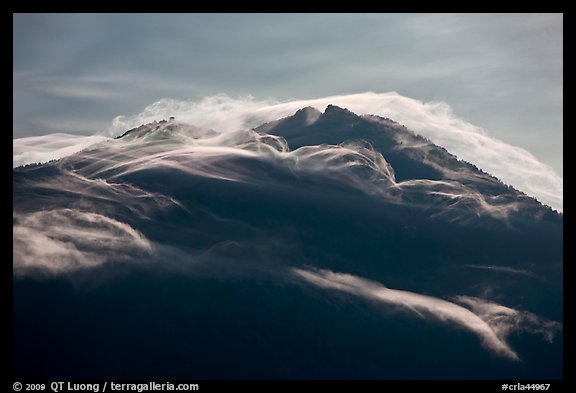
[[13, 106, 562, 379]]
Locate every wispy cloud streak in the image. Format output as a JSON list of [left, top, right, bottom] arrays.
[[462, 264, 536, 277], [13, 93, 562, 211], [455, 296, 562, 344], [108, 93, 562, 211], [51, 122, 525, 223], [13, 134, 108, 168], [13, 209, 153, 276], [292, 268, 561, 360]]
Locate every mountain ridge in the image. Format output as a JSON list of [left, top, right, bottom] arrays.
[[258, 105, 555, 211], [13, 104, 563, 379]]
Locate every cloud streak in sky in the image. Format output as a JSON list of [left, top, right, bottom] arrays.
[[292, 267, 561, 360]]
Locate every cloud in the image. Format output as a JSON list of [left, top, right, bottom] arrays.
[[109, 93, 562, 212], [13, 92, 562, 211], [292, 268, 561, 360], [31, 170, 185, 219], [26, 116, 113, 135], [13, 209, 153, 276], [455, 296, 562, 344], [13, 133, 108, 168], [53, 121, 522, 223], [391, 179, 523, 223], [15, 73, 124, 101], [462, 264, 536, 277], [35, 83, 119, 100]]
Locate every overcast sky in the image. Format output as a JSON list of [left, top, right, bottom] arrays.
[[13, 13, 563, 176]]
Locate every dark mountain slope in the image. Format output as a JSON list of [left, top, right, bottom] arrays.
[[13, 106, 562, 379]]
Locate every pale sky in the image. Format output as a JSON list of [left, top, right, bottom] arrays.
[[13, 13, 563, 176]]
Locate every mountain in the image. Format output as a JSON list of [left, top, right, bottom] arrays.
[[13, 106, 562, 379]]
